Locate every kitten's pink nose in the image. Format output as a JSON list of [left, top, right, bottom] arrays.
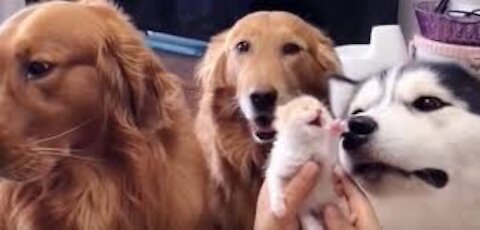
[[330, 120, 347, 136]]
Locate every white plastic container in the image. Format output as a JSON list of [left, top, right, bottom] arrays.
[[334, 25, 408, 80], [331, 25, 408, 117]]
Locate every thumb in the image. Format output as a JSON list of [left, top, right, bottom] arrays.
[[283, 162, 320, 215]]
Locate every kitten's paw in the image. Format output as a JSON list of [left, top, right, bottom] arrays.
[[270, 194, 287, 217]]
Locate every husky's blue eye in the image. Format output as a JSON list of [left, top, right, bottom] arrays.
[[412, 96, 449, 112], [26, 61, 53, 80]]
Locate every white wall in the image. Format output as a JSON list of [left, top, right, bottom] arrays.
[[0, 0, 25, 23]]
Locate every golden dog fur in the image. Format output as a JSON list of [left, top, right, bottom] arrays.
[[0, 1, 210, 229], [196, 11, 341, 230]]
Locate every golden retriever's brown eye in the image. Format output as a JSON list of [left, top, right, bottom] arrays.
[[282, 43, 302, 55], [26, 61, 53, 80], [235, 40, 250, 53]]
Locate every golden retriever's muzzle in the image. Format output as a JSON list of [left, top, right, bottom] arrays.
[[248, 88, 278, 143]]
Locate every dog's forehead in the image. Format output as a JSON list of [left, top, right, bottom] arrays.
[[350, 64, 443, 111], [234, 11, 304, 27], [348, 71, 387, 112], [413, 62, 480, 114], [3, 2, 106, 53], [229, 11, 309, 41], [350, 62, 480, 114], [395, 68, 449, 101]]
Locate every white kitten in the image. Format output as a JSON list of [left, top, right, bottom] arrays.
[[266, 95, 344, 230]]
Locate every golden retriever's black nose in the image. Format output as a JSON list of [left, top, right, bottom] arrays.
[[255, 115, 273, 128], [343, 116, 377, 151], [250, 90, 277, 112]]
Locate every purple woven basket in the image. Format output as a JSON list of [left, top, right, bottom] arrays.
[[415, 1, 480, 46]]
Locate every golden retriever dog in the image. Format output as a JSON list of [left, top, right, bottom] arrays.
[[0, 0, 210, 229], [195, 11, 341, 230]]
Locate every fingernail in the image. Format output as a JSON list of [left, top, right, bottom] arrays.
[[334, 165, 344, 177], [305, 161, 320, 175], [349, 213, 358, 223]]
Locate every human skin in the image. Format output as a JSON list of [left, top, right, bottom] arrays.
[[254, 162, 381, 230]]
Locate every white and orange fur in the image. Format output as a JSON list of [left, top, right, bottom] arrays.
[[266, 95, 344, 230]]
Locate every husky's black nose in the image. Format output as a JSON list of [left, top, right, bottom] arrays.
[[348, 116, 377, 135], [343, 116, 377, 151]]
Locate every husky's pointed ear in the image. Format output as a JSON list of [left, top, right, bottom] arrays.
[[329, 74, 360, 118]]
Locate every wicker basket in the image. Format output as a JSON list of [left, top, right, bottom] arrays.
[[415, 1, 480, 46]]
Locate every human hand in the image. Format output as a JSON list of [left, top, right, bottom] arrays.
[[323, 166, 381, 230], [254, 162, 319, 230], [253, 162, 381, 230]]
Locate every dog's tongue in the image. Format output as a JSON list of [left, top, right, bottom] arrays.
[[255, 131, 276, 140], [412, 168, 449, 189], [249, 121, 276, 142]]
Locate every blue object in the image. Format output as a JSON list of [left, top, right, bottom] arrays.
[[145, 31, 207, 57]]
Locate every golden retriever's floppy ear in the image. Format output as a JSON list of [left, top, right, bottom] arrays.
[[90, 2, 179, 132], [310, 29, 342, 74], [196, 31, 229, 92]]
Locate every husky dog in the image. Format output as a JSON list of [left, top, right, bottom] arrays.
[[266, 95, 344, 230], [337, 61, 480, 229]]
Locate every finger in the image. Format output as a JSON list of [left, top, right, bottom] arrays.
[[334, 166, 381, 227], [334, 165, 368, 209], [323, 204, 355, 230], [256, 182, 270, 209], [332, 168, 344, 197], [284, 162, 320, 213]]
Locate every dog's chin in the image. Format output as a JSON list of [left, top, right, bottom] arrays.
[[351, 161, 448, 189], [345, 149, 449, 189]]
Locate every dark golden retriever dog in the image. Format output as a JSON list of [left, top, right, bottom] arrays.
[[195, 11, 341, 230], [0, 0, 210, 229]]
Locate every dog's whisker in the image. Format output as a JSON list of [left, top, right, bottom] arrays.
[[29, 147, 83, 153], [35, 151, 99, 162], [22, 149, 99, 163], [30, 119, 94, 145]]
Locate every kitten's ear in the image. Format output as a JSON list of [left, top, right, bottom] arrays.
[[329, 74, 360, 118]]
